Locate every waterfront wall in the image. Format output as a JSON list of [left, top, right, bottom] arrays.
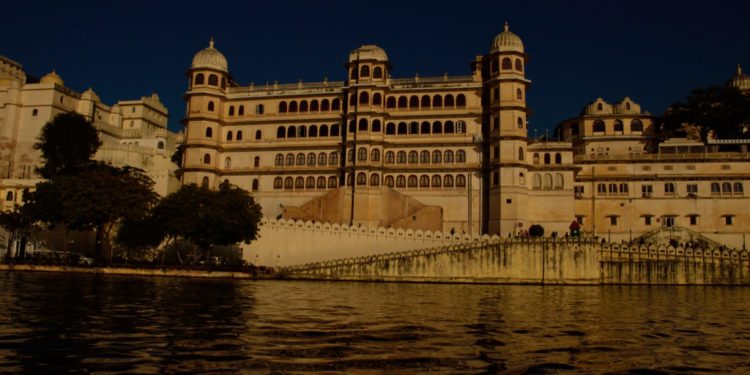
[[244, 218, 499, 267], [0, 264, 253, 279], [282, 240, 750, 285]]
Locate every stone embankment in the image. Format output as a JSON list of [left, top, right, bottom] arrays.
[[0, 263, 267, 279]]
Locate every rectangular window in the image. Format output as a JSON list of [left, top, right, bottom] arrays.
[[493, 116, 499, 130], [687, 184, 698, 195], [574, 186, 584, 197], [689, 216, 698, 225], [644, 216, 652, 225], [663, 216, 675, 227], [642, 184, 653, 197], [664, 183, 675, 194], [576, 216, 584, 225], [609, 216, 618, 225], [725, 216, 734, 225]]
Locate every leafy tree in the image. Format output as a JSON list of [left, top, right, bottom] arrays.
[[662, 86, 750, 141], [0, 204, 39, 259], [115, 215, 165, 262], [528, 224, 545, 238], [35, 113, 102, 178]]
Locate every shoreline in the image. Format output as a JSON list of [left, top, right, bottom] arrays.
[[0, 263, 274, 280]]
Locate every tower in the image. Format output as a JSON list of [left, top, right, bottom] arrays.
[[183, 38, 230, 188], [483, 22, 530, 235]]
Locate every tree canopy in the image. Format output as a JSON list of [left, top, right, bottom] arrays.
[[35, 112, 102, 178], [661, 86, 750, 141]]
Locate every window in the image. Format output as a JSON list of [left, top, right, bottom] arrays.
[[254, 156, 260, 167], [722, 182, 731, 194], [408, 151, 418, 164], [576, 216, 584, 225], [373, 67, 383, 78], [358, 148, 368, 161], [456, 120, 465, 133], [597, 184, 606, 195], [501, 58, 512, 69], [307, 153, 316, 166], [372, 93, 382, 106], [202, 177, 209, 188], [279, 102, 287, 113], [208, 74, 218, 86], [224, 157, 231, 169], [299, 126, 307, 138], [255, 130, 261, 140], [195, 73, 205, 85], [608, 183, 617, 194], [370, 174, 380, 186], [358, 118, 368, 131], [593, 120, 605, 132], [614, 119, 624, 132], [689, 215, 698, 226], [371, 149, 380, 162], [533, 153, 539, 165], [32, 109, 38, 116], [421, 95, 430, 108], [544, 153, 551, 165], [555, 153, 562, 164], [310, 100, 319, 112], [445, 94, 454, 107], [289, 101, 298, 112], [203, 154, 211, 164], [348, 149, 354, 162], [207, 101, 215, 112], [317, 177, 326, 188], [306, 177, 315, 189], [456, 94, 466, 107], [256, 104, 264, 115], [444, 175, 454, 187], [444, 150, 454, 163], [687, 184, 698, 195], [386, 97, 396, 108], [642, 184, 653, 197], [515, 59, 523, 72], [329, 152, 338, 165], [396, 175, 406, 187], [317, 153, 327, 166], [516, 88, 523, 100], [432, 175, 442, 187], [409, 122, 418, 134], [619, 183, 628, 194], [456, 150, 466, 163], [663, 216, 675, 227], [386, 122, 396, 135], [725, 215, 734, 225], [409, 96, 419, 108], [444, 121, 454, 133], [237, 131, 243, 140], [360, 65, 370, 77], [420, 150, 430, 163], [372, 120, 381, 133], [432, 95, 443, 108], [385, 151, 395, 164], [277, 126, 286, 138], [5, 191, 13, 201], [295, 177, 304, 189], [157, 141, 164, 150], [517, 117, 524, 129], [275, 154, 284, 166], [555, 174, 564, 189], [398, 96, 407, 108], [664, 183, 675, 194], [228, 106, 235, 116], [421, 121, 430, 134], [296, 153, 305, 165], [274, 177, 283, 189], [574, 185, 584, 196], [320, 125, 329, 137], [331, 124, 340, 136], [288, 126, 297, 138], [385, 176, 394, 187], [644, 216, 652, 225], [397, 122, 407, 135], [226, 131, 233, 141], [631, 119, 643, 132], [609, 216, 618, 226], [734, 182, 744, 194], [456, 175, 466, 187], [286, 154, 294, 166], [359, 92, 369, 105], [407, 175, 418, 188], [397, 151, 406, 164], [332, 99, 341, 111], [433, 150, 442, 163], [711, 182, 721, 195]]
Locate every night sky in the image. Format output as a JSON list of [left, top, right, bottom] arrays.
[[2, 1, 748, 134]]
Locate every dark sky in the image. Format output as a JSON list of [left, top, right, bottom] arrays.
[[2, 1, 748, 134]]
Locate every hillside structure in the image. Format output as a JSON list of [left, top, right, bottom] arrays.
[[180, 27, 749, 248]]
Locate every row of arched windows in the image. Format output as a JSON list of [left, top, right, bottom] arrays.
[[381, 150, 467, 164], [351, 65, 384, 79], [277, 124, 340, 138], [383, 94, 466, 109], [532, 152, 563, 165], [383, 120, 466, 135], [531, 173, 564, 190], [596, 183, 630, 195], [490, 57, 524, 74], [710, 182, 743, 195], [592, 119, 644, 133], [193, 73, 226, 89], [227, 104, 265, 117], [204, 127, 263, 141], [377, 174, 467, 188], [275, 152, 339, 167], [274, 176, 339, 190], [278, 99, 341, 113]]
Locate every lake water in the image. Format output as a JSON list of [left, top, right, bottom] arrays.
[[0, 272, 749, 374]]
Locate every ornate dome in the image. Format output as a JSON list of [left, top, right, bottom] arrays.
[[40, 70, 64, 86], [491, 22, 524, 53], [728, 64, 750, 93], [191, 38, 228, 72], [349, 44, 389, 62]]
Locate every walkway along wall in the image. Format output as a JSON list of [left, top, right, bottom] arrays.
[[281, 239, 750, 285]]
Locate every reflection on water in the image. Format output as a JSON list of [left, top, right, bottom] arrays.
[[0, 273, 749, 373]]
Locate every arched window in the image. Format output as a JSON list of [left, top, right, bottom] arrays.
[[321, 99, 330, 111], [409, 96, 419, 108], [456, 94, 466, 107], [370, 174, 380, 186], [296, 153, 305, 165], [516, 88, 523, 100], [373, 66, 383, 78], [409, 122, 419, 134], [359, 92, 369, 105], [254, 156, 260, 167], [610, 183, 619, 194], [360, 65, 370, 77], [432, 121, 442, 134], [518, 147, 525, 160], [202, 176, 209, 188], [408, 151, 418, 164], [228, 106, 235, 116], [421, 95, 431, 108], [275, 154, 284, 166], [519, 173, 525, 185], [555, 174, 564, 189], [456, 175, 466, 187], [347, 149, 354, 162], [348, 120, 356, 133], [224, 157, 231, 169], [316, 152, 326, 166], [330, 124, 339, 136], [544, 174, 553, 189], [283, 177, 293, 189], [385, 151, 395, 164], [289, 101, 298, 112], [249, 179, 257, 191], [456, 150, 466, 163], [5, 191, 13, 201], [226, 131, 233, 141], [432, 150, 442, 163], [614, 119, 624, 132], [238, 105, 244, 115], [357, 147, 368, 161], [350, 68, 358, 80], [445, 94, 454, 107], [398, 96, 407, 108], [397, 151, 407, 164], [300, 101, 308, 112], [593, 120, 605, 132], [332, 99, 341, 111], [385, 175, 394, 187], [317, 177, 326, 188], [555, 153, 562, 164], [373, 93, 382, 106], [279, 102, 287, 113], [386, 97, 396, 108], [734, 182, 743, 194], [444, 175, 454, 187], [277, 126, 286, 138], [329, 152, 338, 165], [309, 125, 318, 137], [597, 103, 603, 111], [722, 182, 732, 193], [320, 125, 329, 137], [328, 176, 337, 188], [306, 177, 315, 189], [307, 153, 316, 166], [711, 182, 721, 194], [517, 117, 524, 128], [420, 121, 431, 134], [236, 131, 243, 140], [444, 150, 454, 163], [207, 101, 215, 112], [371, 149, 381, 162], [386, 122, 395, 135], [501, 58, 512, 70], [295, 177, 304, 189], [420, 150, 430, 163], [407, 175, 418, 187], [357, 172, 367, 185], [432, 175, 442, 187], [533, 153, 540, 164], [432, 95, 443, 108], [203, 153, 211, 164], [533, 174, 542, 189], [397, 122, 407, 135], [372, 119, 381, 133], [157, 141, 164, 150], [444, 121, 454, 133], [298, 126, 306, 138], [543, 153, 551, 165], [287, 126, 296, 138], [515, 59, 523, 72], [358, 118, 368, 131], [310, 100, 319, 111], [195, 73, 205, 85], [631, 119, 644, 132], [285, 153, 295, 166], [274, 177, 283, 189], [396, 175, 406, 187], [420, 175, 429, 187], [208, 74, 218, 86]]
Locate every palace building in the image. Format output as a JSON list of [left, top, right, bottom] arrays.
[[181, 27, 750, 247]]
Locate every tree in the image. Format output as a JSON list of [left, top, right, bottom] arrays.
[[528, 224, 545, 238], [662, 86, 750, 141], [115, 215, 165, 262], [0, 204, 39, 259], [35, 113, 102, 178]]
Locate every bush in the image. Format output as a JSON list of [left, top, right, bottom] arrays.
[[528, 224, 545, 237]]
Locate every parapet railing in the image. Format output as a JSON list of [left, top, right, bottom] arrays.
[[600, 243, 749, 262]]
